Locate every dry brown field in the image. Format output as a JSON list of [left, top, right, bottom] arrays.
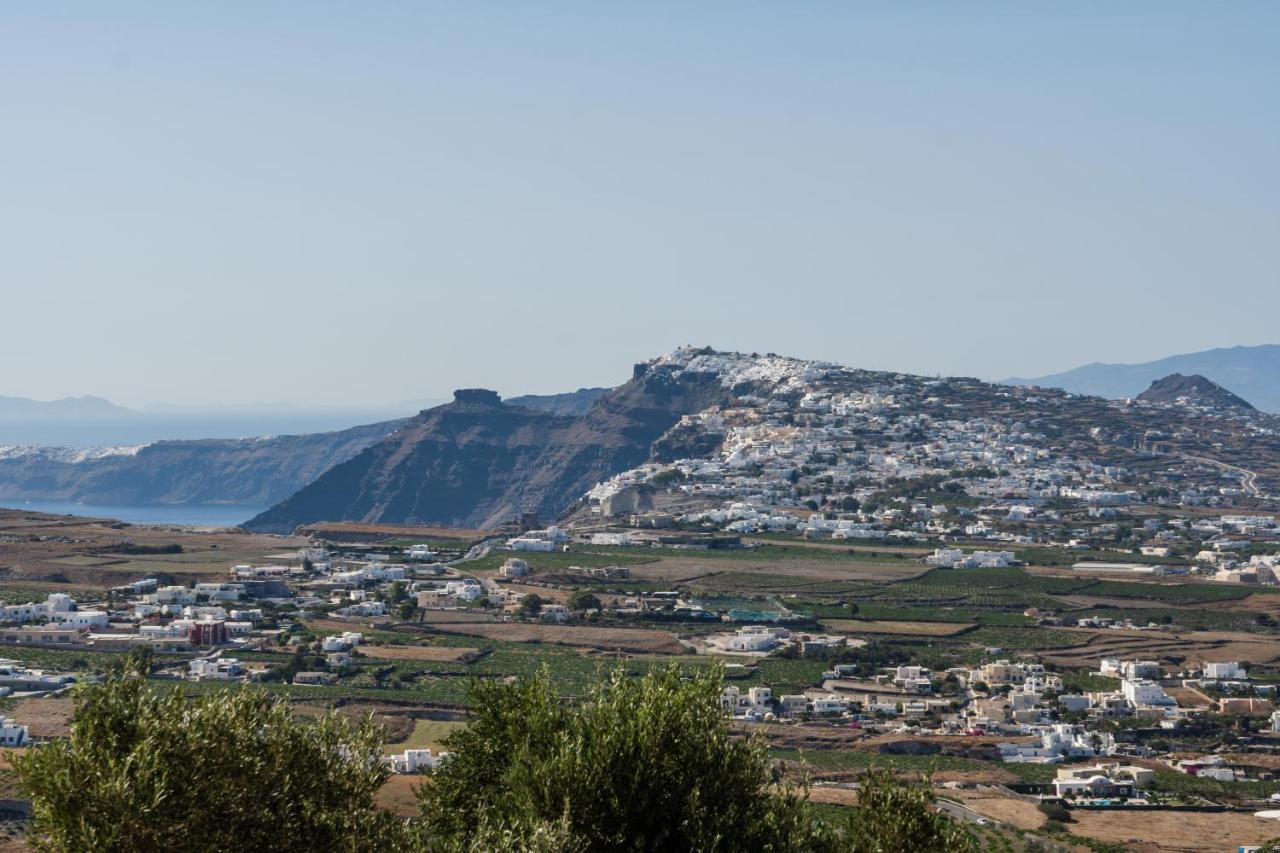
[[358, 645, 479, 662], [0, 509, 304, 587], [429, 622, 685, 654], [1038, 627, 1280, 668], [9, 696, 74, 738], [1068, 808, 1279, 852], [1165, 685, 1213, 708], [941, 789, 1046, 831], [806, 786, 860, 807], [417, 610, 501, 624], [823, 619, 975, 637], [376, 774, 426, 816]]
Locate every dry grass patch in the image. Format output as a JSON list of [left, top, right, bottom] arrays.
[[376, 774, 426, 817], [1069, 808, 1278, 852], [359, 645, 479, 662], [824, 619, 974, 637], [432, 622, 686, 655], [392, 719, 465, 752], [942, 789, 1045, 831], [807, 786, 860, 807], [10, 695, 74, 738]]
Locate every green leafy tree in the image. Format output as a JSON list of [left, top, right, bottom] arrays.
[[419, 665, 825, 852], [12, 677, 403, 852], [518, 593, 545, 618], [840, 768, 978, 853], [566, 591, 601, 611]]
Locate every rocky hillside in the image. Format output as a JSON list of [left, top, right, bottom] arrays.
[[505, 387, 609, 416], [0, 390, 625, 510], [1136, 374, 1256, 410], [251, 346, 1280, 534], [244, 352, 757, 532]]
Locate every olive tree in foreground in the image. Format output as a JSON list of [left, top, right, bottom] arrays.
[[13, 668, 978, 853], [418, 665, 976, 852], [419, 665, 823, 852], [840, 768, 978, 853], [12, 678, 402, 853]]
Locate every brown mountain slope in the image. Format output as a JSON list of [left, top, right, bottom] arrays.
[[1136, 373, 1256, 410], [244, 365, 738, 532]]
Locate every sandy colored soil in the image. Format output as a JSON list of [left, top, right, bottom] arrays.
[[1223, 748, 1280, 770], [416, 610, 502, 624], [1038, 627, 1280, 669], [943, 789, 1046, 831], [1165, 686, 1214, 708], [1068, 808, 1280, 852], [0, 508, 304, 587], [807, 785, 860, 807], [824, 619, 974, 637], [1211, 593, 1280, 616], [358, 645, 479, 662], [9, 696, 74, 739], [498, 583, 572, 604], [745, 722, 872, 751], [376, 774, 426, 817], [430, 622, 686, 654]]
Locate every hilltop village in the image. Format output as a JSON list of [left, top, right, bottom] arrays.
[[1, 350, 1280, 849]]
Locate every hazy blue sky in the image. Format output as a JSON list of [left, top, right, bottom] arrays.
[[3, 3, 1277, 407]]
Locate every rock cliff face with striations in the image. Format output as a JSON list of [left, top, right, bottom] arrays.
[[1136, 373, 1256, 411], [244, 351, 751, 532], [0, 419, 409, 507]]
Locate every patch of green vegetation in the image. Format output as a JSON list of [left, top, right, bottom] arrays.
[[1084, 579, 1252, 604], [392, 718, 466, 751], [752, 657, 831, 694], [999, 762, 1059, 784], [0, 646, 147, 672], [817, 602, 1033, 626], [770, 749, 988, 773], [1148, 768, 1280, 799], [0, 586, 77, 604], [913, 567, 1091, 595], [963, 626, 1085, 650], [1067, 607, 1255, 631], [1059, 672, 1121, 692]]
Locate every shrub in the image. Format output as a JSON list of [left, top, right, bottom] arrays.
[[12, 678, 401, 852]]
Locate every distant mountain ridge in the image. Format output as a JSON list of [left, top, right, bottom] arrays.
[[0, 419, 410, 507], [1003, 344, 1280, 412], [1136, 374, 1255, 411], [0, 389, 655, 511], [0, 394, 136, 420]]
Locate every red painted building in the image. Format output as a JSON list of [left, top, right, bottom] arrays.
[[189, 620, 228, 647]]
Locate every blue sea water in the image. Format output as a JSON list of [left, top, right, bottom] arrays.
[[0, 500, 267, 527]]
